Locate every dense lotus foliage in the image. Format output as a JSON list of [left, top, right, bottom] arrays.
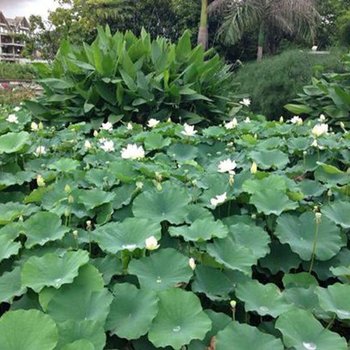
[[0, 105, 349, 350]]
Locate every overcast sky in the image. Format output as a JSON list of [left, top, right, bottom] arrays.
[[1, 0, 59, 19]]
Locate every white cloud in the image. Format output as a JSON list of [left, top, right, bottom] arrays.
[[1, 0, 59, 19]]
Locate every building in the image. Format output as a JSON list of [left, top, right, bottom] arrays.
[[0, 11, 30, 62]]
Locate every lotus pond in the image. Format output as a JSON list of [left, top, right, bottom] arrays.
[[0, 106, 350, 350]]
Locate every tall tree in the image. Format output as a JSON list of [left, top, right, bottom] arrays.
[[209, 0, 320, 60]]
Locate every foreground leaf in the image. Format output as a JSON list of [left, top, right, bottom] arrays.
[[148, 288, 212, 349], [22, 250, 89, 292], [215, 321, 284, 350], [0, 309, 58, 350], [106, 283, 159, 339], [276, 309, 347, 350]]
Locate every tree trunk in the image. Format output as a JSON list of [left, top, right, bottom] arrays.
[[197, 0, 208, 49], [257, 22, 265, 61]]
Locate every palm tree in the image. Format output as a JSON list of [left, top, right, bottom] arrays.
[[208, 0, 320, 60], [198, 0, 226, 49]]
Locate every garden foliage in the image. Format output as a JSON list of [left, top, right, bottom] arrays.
[[286, 52, 350, 127], [234, 49, 343, 119], [0, 104, 349, 349], [26, 27, 234, 126]]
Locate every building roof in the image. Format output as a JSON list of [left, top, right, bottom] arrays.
[[0, 11, 29, 30]]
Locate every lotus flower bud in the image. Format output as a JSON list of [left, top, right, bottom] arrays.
[[250, 162, 258, 174], [38, 122, 44, 130], [64, 184, 72, 194], [145, 236, 160, 250], [188, 258, 196, 270], [36, 174, 45, 187], [315, 212, 322, 224]]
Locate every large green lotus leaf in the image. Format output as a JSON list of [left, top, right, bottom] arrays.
[[48, 158, 81, 173], [236, 280, 292, 317], [284, 287, 322, 314], [77, 189, 115, 210], [0, 131, 30, 154], [243, 174, 288, 194], [23, 211, 69, 248], [47, 288, 112, 324], [132, 183, 191, 224], [215, 321, 284, 350], [316, 284, 350, 319], [283, 272, 318, 288], [322, 201, 350, 229], [148, 288, 212, 349], [250, 149, 289, 169], [0, 231, 21, 262], [128, 248, 193, 291], [275, 212, 344, 261], [259, 241, 301, 274], [22, 250, 89, 292], [93, 218, 161, 254], [206, 230, 263, 275], [276, 309, 347, 350], [0, 267, 26, 303], [229, 223, 270, 259], [39, 264, 105, 311], [92, 255, 123, 284], [56, 320, 106, 350], [61, 340, 94, 350], [0, 202, 36, 225], [169, 218, 228, 242], [106, 283, 159, 339], [0, 309, 58, 350], [191, 265, 234, 301], [249, 189, 298, 215]]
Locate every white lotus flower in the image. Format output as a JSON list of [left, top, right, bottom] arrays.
[[13, 106, 21, 112], [225, 118, 238, 130], [279, 116, 284, 123], [121, 144, 145, 160], [6, 114, 18, 124], [311, 45, 318, 51], [100, 122, 113, 132], [218, 159, 237, 174], [210, 192, 227, 207], [93, 130, 99, 137], [36, 175, 45, 187], [312, 123, 328, 137], [290, 116, 303, 125], [244, 117, 251, 123], [34, 146, 46, 156], [127, 122, 133, 130], [240, 98, 251, 107], [145, 236, 160, 250], [181, 123, 197, 137], [250, 162, 258, 174], [84, 140, 92, 150], [100, 139, 115, 152], [31, 122, 39, 131], [188, 258, 196, 270], [319, 114, 326, 122], [147, 118, 160, 128]]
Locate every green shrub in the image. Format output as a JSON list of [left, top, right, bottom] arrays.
[[234, 49, 343, 119], [0, 62, 36, 80], [26, 27, 235, 125], [286, 52, 350, 127]]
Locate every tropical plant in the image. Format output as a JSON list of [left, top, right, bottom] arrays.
[[0, 103, 349, 349], [285, 51, 350, 127], [209, 0, 320, 60], [26, 27, 235, 125]]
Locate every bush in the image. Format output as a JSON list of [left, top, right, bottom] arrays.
[[0, 106, 349, 349], [233, 49, 343, 119], [26, 27, 235, 125], [286, 52, 350, 127], [0, 62, 36, 80]]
